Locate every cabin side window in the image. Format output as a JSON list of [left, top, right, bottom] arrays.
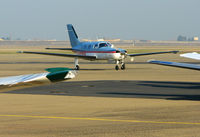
[[99, 43, 107, 48]]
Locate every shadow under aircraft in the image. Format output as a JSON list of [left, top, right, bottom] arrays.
[[6, 80, 200, 101]]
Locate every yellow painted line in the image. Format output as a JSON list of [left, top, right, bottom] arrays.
[[0, 114, 200, 125]]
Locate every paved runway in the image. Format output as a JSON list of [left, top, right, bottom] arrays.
[[9, 80, 200, 101], [1, 80, 200, 137]]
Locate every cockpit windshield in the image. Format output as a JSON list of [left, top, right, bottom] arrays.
[[107, 42, 112, 47], [99, 42, 112, 48]]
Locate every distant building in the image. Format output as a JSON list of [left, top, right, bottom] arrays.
[[82, 39, 92, 42], [177, 35, 187, 41], [82, 38, 120, 42], [193, 37, 199, 41], [1, 37, 10, 40], [97, 39, 105, 41], [178, 35, 199, 41], [106, 39, 121, 42], [139, 40, 152, 42]]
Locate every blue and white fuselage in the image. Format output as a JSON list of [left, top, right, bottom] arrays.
[[72, 41, 123, 60]]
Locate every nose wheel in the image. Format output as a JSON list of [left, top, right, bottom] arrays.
[[121, 63, 125, 70], [115, 65, 119, 70]]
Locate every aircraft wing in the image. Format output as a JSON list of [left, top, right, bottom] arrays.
[[46, 48, 73, 50], [128, 51, 178, 57], [0, 67, 77, 92], [18, 51, 96, 60], [148, 60, 200, 71], [180, 52, 200, 60]]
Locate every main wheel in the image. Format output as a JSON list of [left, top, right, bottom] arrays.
[[121, 64, 125, 70], [75, 65, 80, 70], [115, 65, 119, 70]]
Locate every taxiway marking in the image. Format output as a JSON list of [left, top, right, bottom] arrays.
[[0, 114, 200, 125]]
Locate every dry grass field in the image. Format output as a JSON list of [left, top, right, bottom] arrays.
[[0, 45, 200, 137]]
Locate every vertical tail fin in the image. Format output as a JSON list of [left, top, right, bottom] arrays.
[[67, 24, 80, 47]]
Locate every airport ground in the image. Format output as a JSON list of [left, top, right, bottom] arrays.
[[0, 45, 200, 137]]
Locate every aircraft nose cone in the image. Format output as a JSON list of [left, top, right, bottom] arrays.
[[121, 50, 127, 54], [116, 49, 127, 55]]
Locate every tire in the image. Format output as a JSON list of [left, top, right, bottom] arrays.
[[75, 65, 80, 70], [115, 65, 119, 70], [121, 64, 125, 70]]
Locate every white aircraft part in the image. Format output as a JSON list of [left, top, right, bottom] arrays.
[[64, 70, 77, 79], [86, 53, 121, 60], [180, 52, 200, 60], [0, 70, 77, 92], [130, 57, 135, 62], [0, 73, 49, 86]]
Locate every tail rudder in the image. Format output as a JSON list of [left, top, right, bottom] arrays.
[[67, 24, 80, 47]]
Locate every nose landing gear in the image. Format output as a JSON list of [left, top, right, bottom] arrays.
[[115, 60, 126, 70], [115, 65, 119, 70], [121, 63, 125, 70]]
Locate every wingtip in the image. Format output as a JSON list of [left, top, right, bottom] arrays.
[[172, 50, 179, 54], [16, 51, 24, 53]]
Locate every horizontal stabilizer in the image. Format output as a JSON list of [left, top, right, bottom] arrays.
[[148, 60, 200, 71], [128, 51, 178, 57]]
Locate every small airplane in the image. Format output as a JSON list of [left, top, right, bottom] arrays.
[[148, 52, 200, 71], [0, 67, 77, 92], [19, 24, 178, 70]]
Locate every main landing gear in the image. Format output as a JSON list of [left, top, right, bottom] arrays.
[[75, 65, 80, 70], [115, 60, 126, 70]]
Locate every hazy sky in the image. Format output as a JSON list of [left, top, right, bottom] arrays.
[[0, 0, 200, 40]]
